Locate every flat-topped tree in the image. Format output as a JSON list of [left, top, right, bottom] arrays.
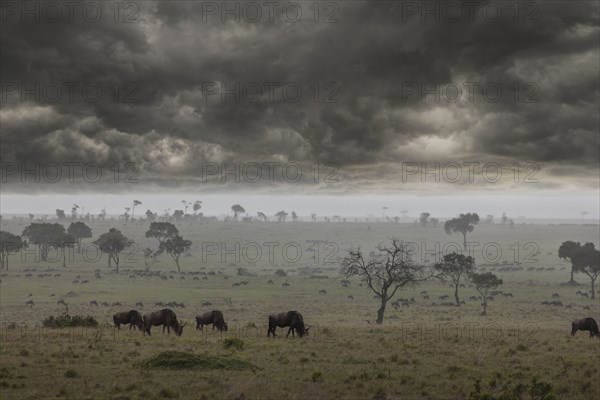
[[55, 233, 76, 268], [162, 235, 192, 273], [434, 252, 475, 306], [231, 204, 245, 221], [67, 222, 92, 253], [145, 222, 178, 267], [444, 213, 480, 249], [22, 223, 66, 261], [340, 238, 433, 324], [94, 228, 134, 273], [471, 272, 503, 315], [0, 231, 24, 270], [559, 240, 582, 284], [572, 242, 600, 299]]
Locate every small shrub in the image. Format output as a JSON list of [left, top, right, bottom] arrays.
[[64, 369, 78, 378], [223, 337, 244, 350], [158, 388, 179, 398], [312, 371, 323, 383], [43, 313, 98, 328]]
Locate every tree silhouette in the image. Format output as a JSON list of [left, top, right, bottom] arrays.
[[131, 200, 142, 220], [571, 242, 600, 299], [22, 223, 66, 261], [257, 212, 268, 222], [275, 211, 288, 222], [434, 253, 475, 306], [56, 209, 67, 221], [419, 212, 430, 227], [559, 241, 582, 284], [444, 213, 480, 249], [231, 204, 245, 221], [193, 201, 202, 215], [67, 221, 92, 253], [0, 231, 24, 270], [162, 235, 192, 273], [471, 272, 503, 315], [94, 228, 134, 273], [55, 232, 75, 268], [340, 239, 432, 324]]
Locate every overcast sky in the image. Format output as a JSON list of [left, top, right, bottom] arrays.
[[1, 1, 598, 218]]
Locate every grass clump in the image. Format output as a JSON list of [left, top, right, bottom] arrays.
[[137, 351, 256, 371], [64, 369, 78, 378], [312, 371, 323, 383], [43, 313, 98, 328], [222, 337, 245, 350]]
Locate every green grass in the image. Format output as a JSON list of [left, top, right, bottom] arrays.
[[137, 350, 256, 371], [0, 219, 599, 399]]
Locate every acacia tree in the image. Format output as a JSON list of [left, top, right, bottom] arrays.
[[22, 223, 66, 261], [67, 221, 92, 253], [275, 211, 288, 222], [444, 213, 480, 249], [419, 212, 430, 227], [471, 272, 503, 315], [145, 222, 178, 268], [131, 200, 142, 220], [572, 242, 600, 299], [340, 238, 433, 324], [231, 204, 245, 221], [55, 233, 75, 268], [434, 252, 475, 306], [162, 235, 192, 273], [558, 240, 582, 284], [257, 212, 268, 222], [94, 228, 134, 273], [193, 201, 202, 215], [0, 231, 24, 270]]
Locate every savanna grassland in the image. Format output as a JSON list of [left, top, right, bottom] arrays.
[[0, 218, 599, 400]]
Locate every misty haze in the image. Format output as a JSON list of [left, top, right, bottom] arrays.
[[0, 1, 599, 400]]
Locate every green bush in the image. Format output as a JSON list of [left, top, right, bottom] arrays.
[[312, 371, 323, 383], [42, 313, 98, 328], [468, 375, 557, 400], [222, 337, 245, 350]]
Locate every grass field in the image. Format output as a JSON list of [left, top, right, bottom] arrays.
[[1, 219, 599, 399]]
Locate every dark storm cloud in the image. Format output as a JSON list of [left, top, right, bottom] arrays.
[[0, 0, 598, 193]]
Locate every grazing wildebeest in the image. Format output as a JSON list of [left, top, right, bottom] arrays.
[[201, 301, 213, 307], [319, 289, 327, 294], [552, 293, 560, 299], [113, 310, 144, 330], [267, 311, 309, 338], [348, 295, 354, 300], [196, 310, 228, 332], [571, 318, 600, 338], [282, 283, 290, 288], [26, 300, 35, 306], [143, 309, 185, 336], [57, 299, 66, 306], [90, 300, 98, 306]]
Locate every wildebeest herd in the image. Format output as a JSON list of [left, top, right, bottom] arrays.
[[113, 309, 310, 338], [112, 307, 598, 341]]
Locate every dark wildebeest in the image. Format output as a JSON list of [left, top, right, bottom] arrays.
[[113, 310, 144, 331], [195, 310, 228, 332], [268, 311, 309, 338], [571, 318, 600, 338], [143, 309, 185, 336]]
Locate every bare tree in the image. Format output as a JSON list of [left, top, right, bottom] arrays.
[[340, 238, 433, 324]]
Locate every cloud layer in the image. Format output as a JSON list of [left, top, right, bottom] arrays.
[[1, 1, 598, 193]]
